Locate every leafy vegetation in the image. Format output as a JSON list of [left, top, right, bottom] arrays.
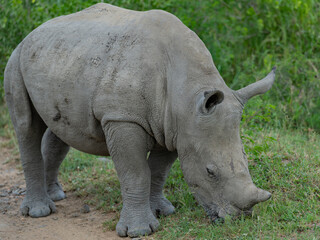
[[1, 0, 320, 239]]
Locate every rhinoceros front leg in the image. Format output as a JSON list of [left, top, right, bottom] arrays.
[[148, 145, 177, 217], [41, 129, 70, 201], [104, 121, 159, 237]]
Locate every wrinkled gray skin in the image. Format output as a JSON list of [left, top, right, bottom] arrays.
[[4, 4, 276, 237]]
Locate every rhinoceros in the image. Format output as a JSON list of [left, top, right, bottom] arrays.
[[4, 3, 276, 237]]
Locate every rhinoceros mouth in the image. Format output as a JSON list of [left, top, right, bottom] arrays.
[[202, 203, 219, 221], [190, 186, 253, 222], [202, 202, 253, 223]]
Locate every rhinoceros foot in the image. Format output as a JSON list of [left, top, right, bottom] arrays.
[[116, 206, 159, 237], [47, 182, 66, 201], [150, 196, 175, 217], [20, 196, 56, 218]]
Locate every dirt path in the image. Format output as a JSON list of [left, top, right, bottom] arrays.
[[0, 137, 122, 240]]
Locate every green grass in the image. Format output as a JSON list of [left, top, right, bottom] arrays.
[[1, 97, 320, 239], [56, 126, 320, 239]]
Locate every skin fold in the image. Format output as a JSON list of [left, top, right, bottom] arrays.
[[4, 3, 275, 237]]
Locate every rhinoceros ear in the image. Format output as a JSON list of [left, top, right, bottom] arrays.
[[200, 89, 224, 114], [236, 67, 276, 104]]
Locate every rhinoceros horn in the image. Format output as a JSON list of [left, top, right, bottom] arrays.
[[236, 67, 276, 104], [248, 185, 272, 207]]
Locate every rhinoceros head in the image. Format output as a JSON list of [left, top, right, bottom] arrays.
[[176, 68, 276, 222]]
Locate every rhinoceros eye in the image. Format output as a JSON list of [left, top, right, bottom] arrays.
[[206, 167, 215, 177], [206, 164, 218, 179]]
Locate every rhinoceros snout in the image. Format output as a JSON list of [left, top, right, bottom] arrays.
[[203, 186, 271, 222], [231, 185, 272, 213]]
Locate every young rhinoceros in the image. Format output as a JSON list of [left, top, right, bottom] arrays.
[[4, 3, 275, 237]]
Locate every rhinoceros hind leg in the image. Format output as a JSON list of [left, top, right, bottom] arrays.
[[4, 48, 56, 217], [148, 146, 177, 217], [17, 121, 57, 217], [41, 129, 70, 201], [104, 121, 159, 237]]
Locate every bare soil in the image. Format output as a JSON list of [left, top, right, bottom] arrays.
[[0, 137, 122, 240]]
